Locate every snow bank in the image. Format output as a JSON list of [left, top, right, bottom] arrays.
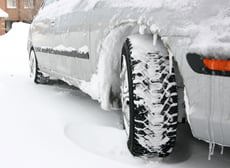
[[0, 22, 30, 75], [0, 8, 8, 18]]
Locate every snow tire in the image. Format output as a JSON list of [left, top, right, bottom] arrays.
[[120, 35, 178, 157], [29, 49, 49, 84]]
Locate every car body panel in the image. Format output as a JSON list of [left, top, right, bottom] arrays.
[[52, 11, 91, 79], [28, 0, 230, 148]]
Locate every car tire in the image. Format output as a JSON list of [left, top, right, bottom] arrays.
[[120, 35, 178, 157], [29, 49, 49, 84]]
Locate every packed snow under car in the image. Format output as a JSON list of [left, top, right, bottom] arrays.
[[28, 0, 230, 158]]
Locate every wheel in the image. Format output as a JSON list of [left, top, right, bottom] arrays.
[[29, 49, 49, 84], [120, 35, 178, 157]]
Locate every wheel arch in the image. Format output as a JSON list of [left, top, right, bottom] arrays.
[[86, 21, 184, 112], [28, 45, 35, 59]]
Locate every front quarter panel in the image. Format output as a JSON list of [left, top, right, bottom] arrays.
[[30, 3, 57, 70]]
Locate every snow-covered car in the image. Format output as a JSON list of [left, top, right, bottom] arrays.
[[28, 0, 230, 157]]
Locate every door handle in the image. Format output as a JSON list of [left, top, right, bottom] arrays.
[[50, 19, 56, 26]]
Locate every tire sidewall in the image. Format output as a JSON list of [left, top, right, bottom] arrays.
[[121, 41, 136, 155], [29, 50, 38, 83], [121, 36, 178, 157]]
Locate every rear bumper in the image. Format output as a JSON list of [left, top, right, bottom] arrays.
[[184, 54, 230, 147]]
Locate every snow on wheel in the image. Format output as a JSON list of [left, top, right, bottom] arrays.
[[29, 49, 37, 82], [29, 49, 49, 84], [120, 35, 178, 157]]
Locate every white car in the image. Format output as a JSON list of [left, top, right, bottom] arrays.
[[28, 0, 230, 157]]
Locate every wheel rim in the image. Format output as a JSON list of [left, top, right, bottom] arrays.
[[29, 51, 37, 81], [120, 55, 130, 137]]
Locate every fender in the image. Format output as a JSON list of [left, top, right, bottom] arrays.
[[80, 21, 184, 113]]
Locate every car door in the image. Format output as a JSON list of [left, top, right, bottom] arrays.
[[89, 0, 128, 75], [50, 0, 92, 81], [31, 0, 59, 72]]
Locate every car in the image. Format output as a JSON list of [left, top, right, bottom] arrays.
[[28, 0, 230, 158]]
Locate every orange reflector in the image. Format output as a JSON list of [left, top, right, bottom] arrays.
[[203, 58, 230, 72]]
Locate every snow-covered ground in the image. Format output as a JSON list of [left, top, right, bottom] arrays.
[[0, 22, 230, 168]]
